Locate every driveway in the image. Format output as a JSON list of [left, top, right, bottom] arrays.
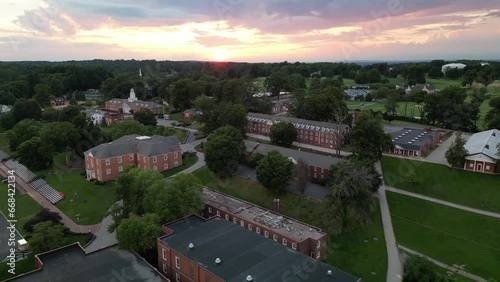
[[424, 132, 470, 165]]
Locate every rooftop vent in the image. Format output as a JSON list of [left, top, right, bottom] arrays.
[[246, 275, 253, 281], [327, 270, 333, 276], [188, 243, 194, 249], [408, 142, 412, 144], [215, 258, 221, 264], [136, 136, 151, 140]]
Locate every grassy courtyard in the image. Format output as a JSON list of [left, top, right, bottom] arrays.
[[387, 192, 500, 280], [0, 184, 42, 236], [44, 170, 115, 225], [381, 156, 500, 213], [192, 166, 387, 282]]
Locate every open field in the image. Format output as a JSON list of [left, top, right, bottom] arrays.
[[192, 166, 387, 282], [44, 170, 115, 225], [381, 156, 500, 213], [0, 183, 42, 236], [346, 100, 422, 118], [387, 192, 500, 280]]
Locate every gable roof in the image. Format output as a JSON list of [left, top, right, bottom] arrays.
[[464, 129, 500, 160], [247, 112, 349, 133], [84, 134, 181, 159]]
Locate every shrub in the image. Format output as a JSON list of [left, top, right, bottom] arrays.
[[23, 209, 62, 233]]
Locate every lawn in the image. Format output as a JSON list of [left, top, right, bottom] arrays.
[[346, 100, 422, 118], [44, 170, 115, 225], [0, 184, 42, 236], [171, 127, 189, 143], [425, 77, 462, 89], [169, 112, 184, 121], [192, 166, 387, 282], [381, 156, 500, 213], [387, 192, 500, 280], [162, 155, 198, 178]]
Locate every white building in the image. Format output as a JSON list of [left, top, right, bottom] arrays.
[[441, 63, 466, 74], [0, 105, 12, 113]]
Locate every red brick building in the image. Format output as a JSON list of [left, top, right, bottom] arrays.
[[105, 88, 163, 115], [157, 215, 361, 282], [464, 129, 500, 174], [246, 112, 350, 149], [271, 100, 290, 115], [387, 127, 444, 157], [84, 134, 182, 181], [183, 109, 202, 121]]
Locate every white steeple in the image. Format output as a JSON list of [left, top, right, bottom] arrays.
[[128, 88, 138, 102]]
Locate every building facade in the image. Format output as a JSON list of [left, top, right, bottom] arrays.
[[464, 129, 500, 174], [246, 112, 350, 149], [387, 127, 444, 157], [271, 100, 290, 115], [84, 135, 182, 181], [105, 88, 163, 115], [157, 215, 360, 282], [183, 109, 202, 121]]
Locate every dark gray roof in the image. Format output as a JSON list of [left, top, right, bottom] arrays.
[[106, 98, 162, 109], [245, 140, 343, 168], [84, 134, 181, 159], [390, 127, 441, 150], [247, 113, 349, 133], [161, 216, 360, 282], [12, 244, 167, 282]]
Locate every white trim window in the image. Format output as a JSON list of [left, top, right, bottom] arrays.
[[208, 207, 212, 213], [153, 166, 158, 171], [264, 231, 269, 238], [118, 166, 123, 172], [316, 251, 320, 259], [129, 154, 134, 160], [248, 224, 252, 231], [105, 159, 110, 165], [256, 227, 260, 234], [233, 217, 237, 224], [106, 168, 111, 175], [282, 238, 287, 245], [164, 163, 169, 170], [164, 154, 168, 160], [317, 240, 321, 248], [174, 161, 179, 167], [175, 257, 180, 269], [163, 263, 167, 274], [292, 243, 297, 250], [153, 156, 157, 163], [225, 214, 229, 220], [240, 220, 244, 227], [118, 156, 122, 163], [273, 234, 278, 241], [174, 152, 178, 158], [162, 248, 166, 260], [216, 210, 220, 216], [176, 273, 181, 282]]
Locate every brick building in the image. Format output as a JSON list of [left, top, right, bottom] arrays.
[[464, 129, 500, 174], [157, 215, 361, 282], [50, 97, 68, 107], [183, 109, 202, 121], [105, 88, 163, 115], [246, 113, 350, 149], [245, 141, 343, 179], [387, 127, 444, 157], [271, 100, 290, 115], [202, 188, 327, 259], [84, 134, 182, 181]]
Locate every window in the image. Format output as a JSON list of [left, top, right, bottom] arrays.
[[176, 273, 181, 282], [163, 263, 167, 274], [105, 159, 110, 165], [164, 163, 169, 170], [190, 266, 194, 278], [208, 207, 212, 213], [175, 257, 180, 269], [153, 166, 158, 171], [248, 224, 252, 231], [162, 248, 166, 260], [174, 161, 179, 167], [273, 234, 278, 241], [486, 165, 490, 170], [292, 243, 297, 250], [264, 231, 269, 238], [216, 210, 220, 216], [282, 238, 287, 245], [174, 152, 178, 158], [129, 154, 134, 160], [106, 169, 111, 175], [317, 240, 321, 248], [118, 166, 123, 172], [225, 214, 229, 220], [153, 156, 157, 163], [144, 157, 146, 163], [233, 217, 237, 224], [164, 154, 168, 160], [256, 227, 260, 234], [469, 163, 473, 168], [240, 220, 244, 227], [118, 156, 122, 163], [316, 251, 320, 259]]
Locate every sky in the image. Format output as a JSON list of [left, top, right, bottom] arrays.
[[0, 0, 499, 62]]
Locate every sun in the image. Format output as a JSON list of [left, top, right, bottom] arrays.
[[213, 50, 227, 62]]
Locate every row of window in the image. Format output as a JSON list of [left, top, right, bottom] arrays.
[[104, 162, 179, 175], [103, 153, 178, 166]]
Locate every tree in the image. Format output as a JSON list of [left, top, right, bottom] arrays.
[[269, 122, 298, 146], [12, 99, 42, 122], [374, 86, 390, 99], [116, 215, 162, 254], [204, 126, 245, 176], [264, 71, 289, 97], [17, 137, 52, 170], [29, 221, 65, 254], [133, 108, 157, 126], [23, 208, 62, 233], [39, 122, 81, 155], [108, 119, 150, 140], [350, 112, 394, 162], [256, 150, 293, 192], [225, 104, 247, 135], [6, 119, 42, 151], [320, 161, 379, 235], [143, 174, 204, 223], [404, 171, 423, 187], [445, 132, 468, 168], [385, 92, 400, 116], [33, 84, 52, 107], [403, 255, 438, 282], [486, 97, 500, 130], [294, 158, 309, 195]]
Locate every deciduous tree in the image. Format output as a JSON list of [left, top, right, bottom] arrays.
[[256, 150, 293, 192], [205, 126, 245, 176], [403, 256, 438, 282], [29, 221, 65, 254], [116, 215, 162, 254], [12, 98, 42, 122], [269, 122, 298, 146], [445, 132, 468, 168], [133, 108, 157, 126], [350, 112, 394, 162]]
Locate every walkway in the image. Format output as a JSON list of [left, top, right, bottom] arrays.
[[385, 186, 500, 219], [398, 245, 488, 282], [84, 212, 118, 253], [245, 133, 352, 157], [375, 161, 404, 282], [0, 162, 100, 234]]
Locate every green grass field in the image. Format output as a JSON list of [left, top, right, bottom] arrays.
[[192, 166, 387, 282], [44, 170, 115, 225], [162, 155, 198, 178], [0, 184, 42, 236], [169, 112, 184, 121], [346, 100, 422, 118], [381, 156, 500, 213], [387, 192, 500, 280]]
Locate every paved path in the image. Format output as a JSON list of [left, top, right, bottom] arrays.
[[85, 212, 118, 254], [385, 186, 500, 219], [0, 163, 100, 234], [375, 161, 404, 282], [399, 245, 488, 282]]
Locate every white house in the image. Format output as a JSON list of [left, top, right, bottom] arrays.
[[0, 105, 12, 113]]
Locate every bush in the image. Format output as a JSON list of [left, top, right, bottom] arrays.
[[23, 209, 62, 233], [246, 153, 264, 168]]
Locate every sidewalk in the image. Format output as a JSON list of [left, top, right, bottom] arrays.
[[0, 162, 100, 234]]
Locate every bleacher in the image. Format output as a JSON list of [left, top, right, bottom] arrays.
[[4, 160, 63, 204]]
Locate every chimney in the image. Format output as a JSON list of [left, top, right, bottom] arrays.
[[273, 199, 280, 213], [133, 144, 138, 165]]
